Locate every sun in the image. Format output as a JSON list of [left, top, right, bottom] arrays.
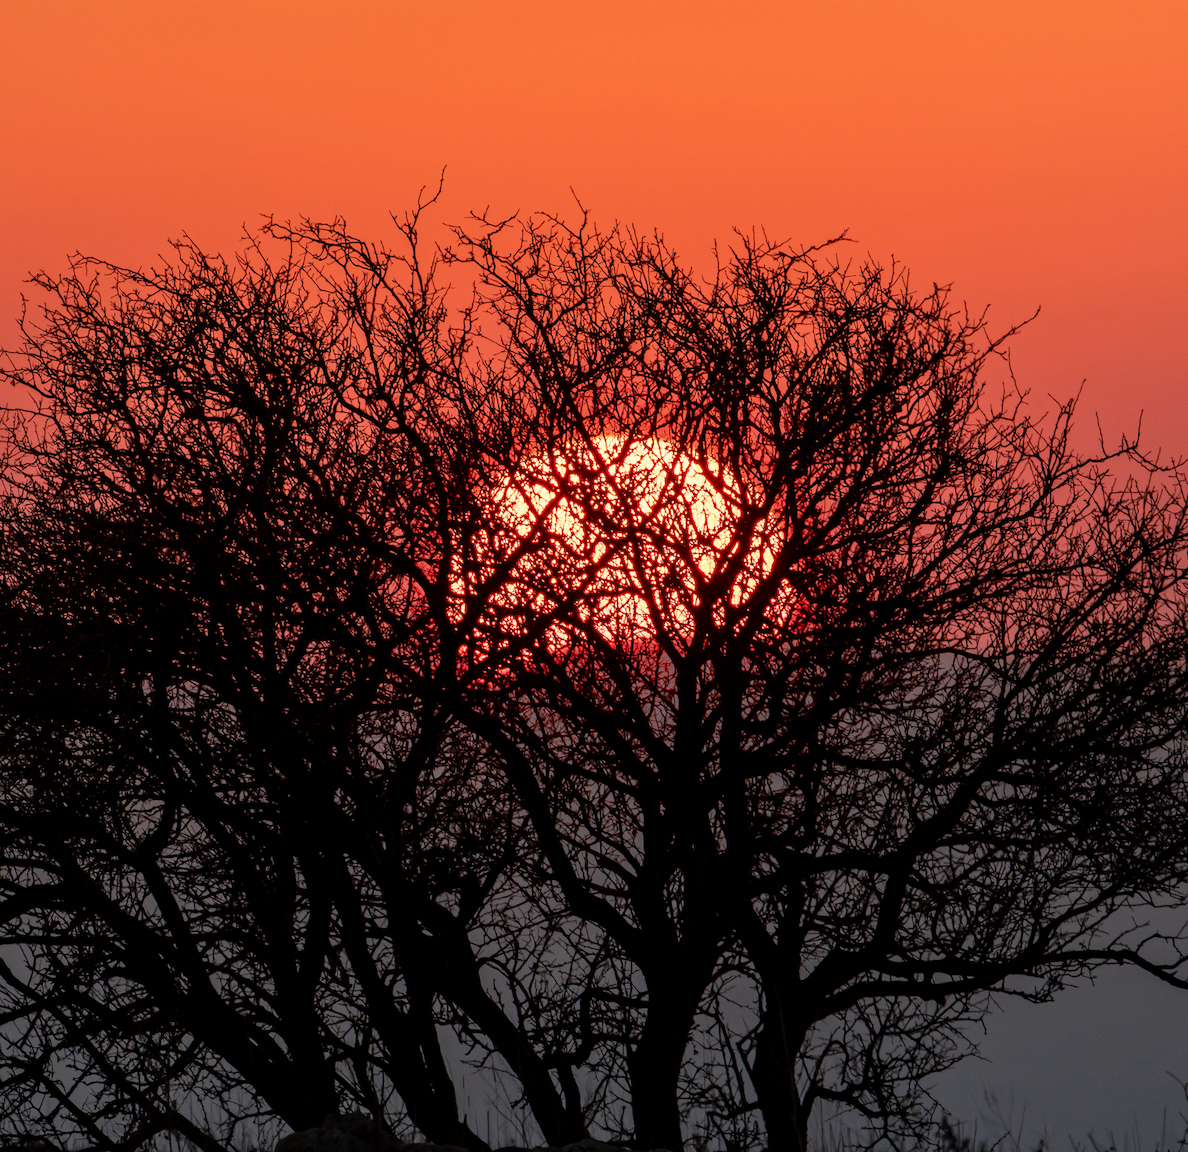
[[475, 434, 778, 649]]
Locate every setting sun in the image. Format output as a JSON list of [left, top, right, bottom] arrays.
[[484, 434, 777, 647]]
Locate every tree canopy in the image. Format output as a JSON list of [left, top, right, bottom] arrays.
[[3, 204, 1188, 1152]]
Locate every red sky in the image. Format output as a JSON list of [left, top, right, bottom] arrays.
[[3, 1, 1185, 456]]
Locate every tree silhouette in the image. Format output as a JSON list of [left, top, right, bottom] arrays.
[[3, 204, 1188, 1152]]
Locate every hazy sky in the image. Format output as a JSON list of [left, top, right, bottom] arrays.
[[930, 965, 1188, 1146], [3, 2, 1187, 1143]]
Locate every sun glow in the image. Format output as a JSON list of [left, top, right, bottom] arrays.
[[480, 435, 778, 648]]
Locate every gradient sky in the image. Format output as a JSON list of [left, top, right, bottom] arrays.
[[3, 1, 1187, 1143]]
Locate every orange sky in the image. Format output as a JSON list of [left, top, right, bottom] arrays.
[[3, 1, 1185, 457]]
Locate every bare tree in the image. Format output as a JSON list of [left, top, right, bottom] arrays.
[[444, 211, 1188, 1151], [0, 217, 584, 1152], [3, 203, 1188, 1152]]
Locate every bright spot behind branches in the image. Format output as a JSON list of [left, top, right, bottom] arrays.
[[480, 435, 778, 650]]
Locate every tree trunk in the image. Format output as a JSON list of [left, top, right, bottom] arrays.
[[749, 1004, 811, 1152], [626, 995, 693, 1151]]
